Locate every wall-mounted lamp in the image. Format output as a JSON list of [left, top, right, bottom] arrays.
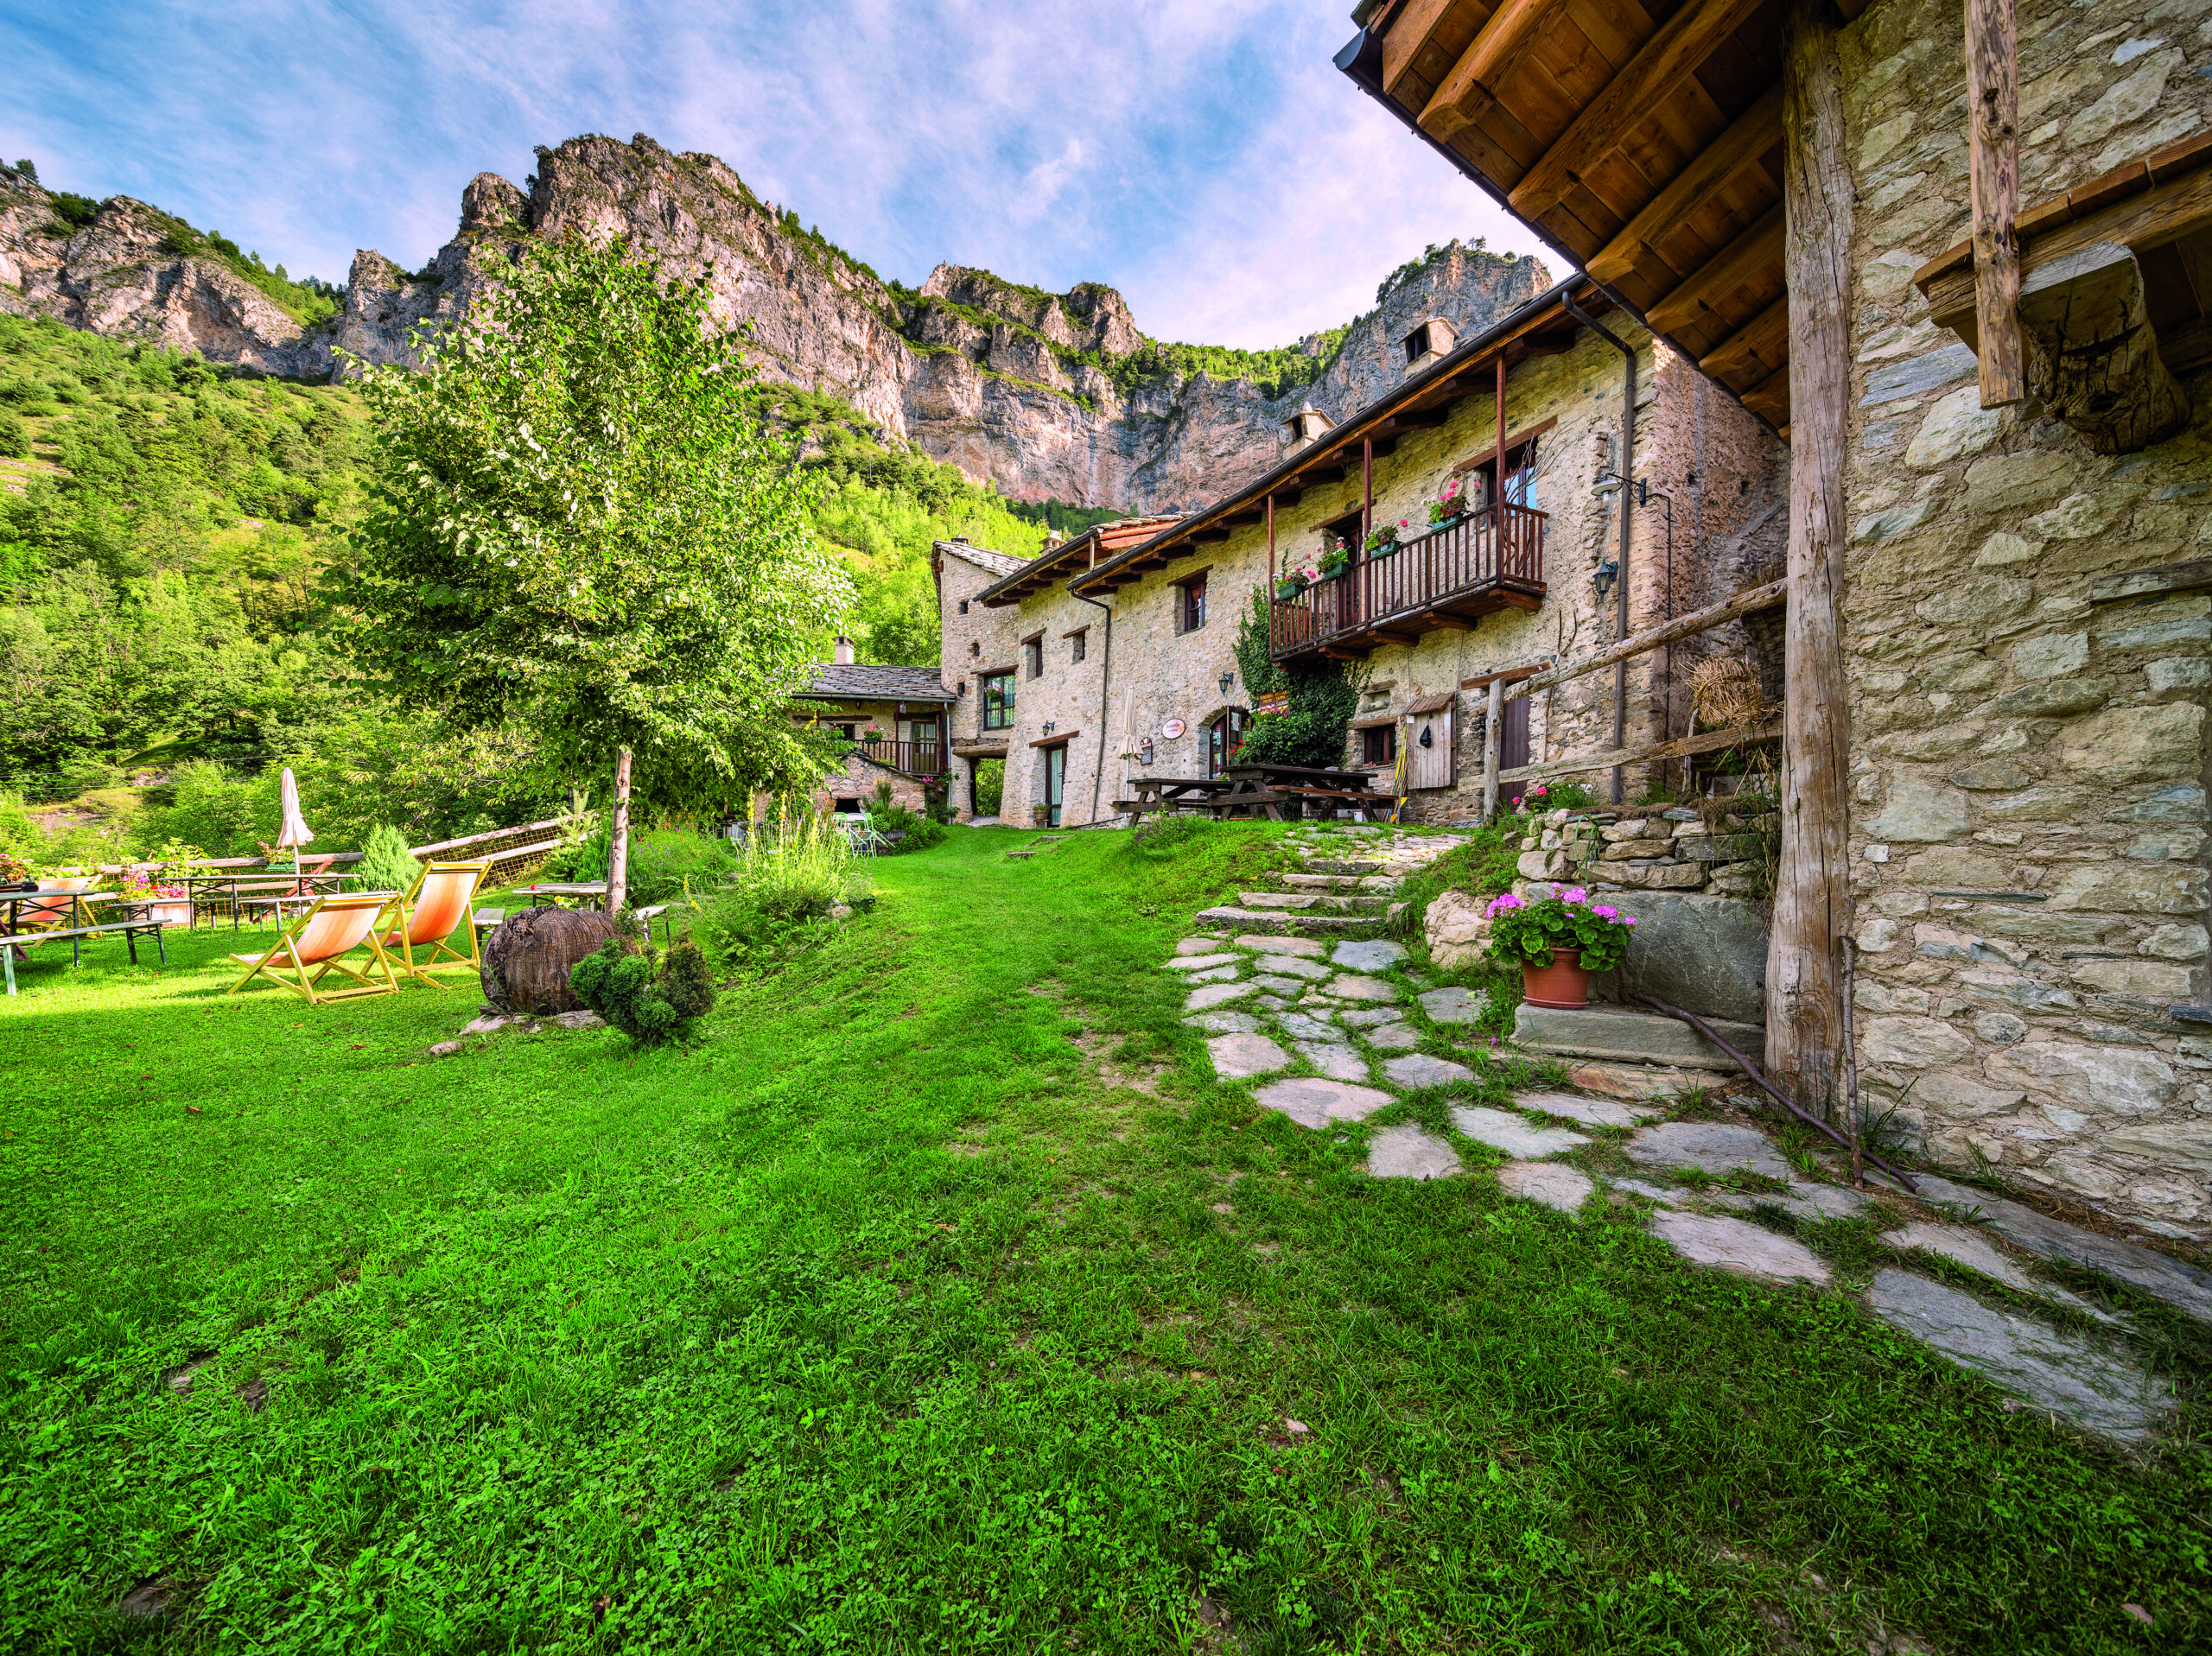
[[1592, 559, 1619, 603], [1041, 720, 1056, 737], [1218, 669, 1236, 696], [1592, 470, 1625, 498], [1138, 740, 1154, 765]]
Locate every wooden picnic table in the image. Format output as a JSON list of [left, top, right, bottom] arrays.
[[2, 903, 168, 993], [169, 870, 353, 930], [1116, 776, 1238, 823], [1216, 763, 1384, 822]]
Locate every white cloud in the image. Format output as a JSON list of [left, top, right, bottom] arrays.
[[0, 0, 1553, 346]]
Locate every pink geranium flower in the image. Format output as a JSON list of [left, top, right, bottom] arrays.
[[1592, 904, 1617, 919], [1561, 887, 1588, 904]]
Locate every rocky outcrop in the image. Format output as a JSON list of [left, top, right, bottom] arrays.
[[3, 135, 1554, 514]]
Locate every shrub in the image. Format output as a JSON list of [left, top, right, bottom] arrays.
[[624, 827, 737, 906], [0, 410, 27, 459], [538, 822, 608, 885], [354, 823, 421, 894], [569, 936, 716, 1044], [864, 781, 944, 854]]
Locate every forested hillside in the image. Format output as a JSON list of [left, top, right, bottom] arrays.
[[0, 316, 1061, 864]]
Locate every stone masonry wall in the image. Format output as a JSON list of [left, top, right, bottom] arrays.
[[1840, 0, 2212, 1239], [943, 320, 1786, 829], [937, 546, 1025, 819]]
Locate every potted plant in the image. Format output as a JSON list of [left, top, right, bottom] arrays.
[[1484, 885, 1637, 1010], [1318, 536, 1353, 581], [1364, 520, 1404, 556], [1032, 803, 1050, 828], [1428, 479, 1468, 524], [121, 866, 193, 927], [861, 724, 886, 745], [1275, 551, 1316, 600]]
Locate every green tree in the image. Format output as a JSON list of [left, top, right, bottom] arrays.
[[343, 232, 854, 909]]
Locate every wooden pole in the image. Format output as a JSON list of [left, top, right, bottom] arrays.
[[1492, 356, 1506, 523], [1770, 0, 1854, 1111], [1505, 578, 1787, 701], [607, 745, 633, 914], [1362, 437, 1373, 549], [1967, 0, 2024, 406], [1482, 677, 1504, 822]]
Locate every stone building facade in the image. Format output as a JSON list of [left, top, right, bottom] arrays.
[[934, 280, 1788, 834], [773, 647, 953, 820], [1834, 0, 2212, 1239]]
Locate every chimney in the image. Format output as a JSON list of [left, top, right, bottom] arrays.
[[1043, 528, 1065, 549], [833, 635, 855, 665], [1401, 317, 1458, 374], [1280, 403, 1332, 455]]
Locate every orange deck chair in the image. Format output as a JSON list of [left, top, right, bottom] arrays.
[[226, 891, 400, 1004], [376, 858, 493, 987]]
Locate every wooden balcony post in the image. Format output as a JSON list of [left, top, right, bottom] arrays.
[[1770, 0, 1854, 1113]]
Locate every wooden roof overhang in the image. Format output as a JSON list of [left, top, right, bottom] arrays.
[[1068, 280, 1599, 598], [976, 517, 1182, 607], [1338, 0, 1859, 436]]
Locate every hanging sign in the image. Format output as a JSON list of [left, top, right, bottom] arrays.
[[1254, 692, 1290, 717], [1161, 719, 1187, 739]]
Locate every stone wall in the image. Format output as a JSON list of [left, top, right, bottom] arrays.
[[936, 545, 1025, 819], [1839, 0, 2212, 1239]]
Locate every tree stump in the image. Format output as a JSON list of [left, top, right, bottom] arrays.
[[480, 909, 625, 1015]]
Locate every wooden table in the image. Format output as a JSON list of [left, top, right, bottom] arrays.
[[513, 881, 610, 910], [1, 893, 168, 994], [171, 871, 353, 930], [1217, 764, 1384, 821], [1116, 776, 1238, 823]]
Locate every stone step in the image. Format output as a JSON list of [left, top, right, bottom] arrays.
[[1512, 1004, 1764, 1072], [1280, 872, 1401, 892], [1238, 891, 1393, 914], [1194, 905, 1386, 938], [1300, 859, 1381, 876]]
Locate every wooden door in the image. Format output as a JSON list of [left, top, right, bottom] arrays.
[[1406, 707, 1454, 791], [1500, 697, 1531, 809], [1045, 744, 1065, 828]]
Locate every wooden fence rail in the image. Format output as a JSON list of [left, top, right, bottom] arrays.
[[1480, 580, 1787, 820]]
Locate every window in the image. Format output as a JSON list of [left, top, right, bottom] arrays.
[[1024, 636, 1044, 678], [1070, 629, 1087, 663], [1403, 323, 1431, 365], [833, 796, 861, 814], [1206, 709, 1250, 777], [1455, 435, 1541, 512], [958, 600, 969, 614], [1177, 572, 1207, 632], [982, 671, 1015, 729], [832, 723, 856, 742], [1362, 724, 1397, 767]]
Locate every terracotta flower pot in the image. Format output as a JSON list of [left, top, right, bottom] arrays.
[[1522, 949, 1590, 1010]]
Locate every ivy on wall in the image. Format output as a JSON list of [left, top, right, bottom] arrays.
[[1229, 585, 1365, 769]]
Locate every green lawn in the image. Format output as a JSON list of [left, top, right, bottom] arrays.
[[3, 826, 2205, 1652]]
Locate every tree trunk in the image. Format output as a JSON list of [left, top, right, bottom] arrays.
[[1768, 0, 1853, 1113], [607, 746, 634, 914]]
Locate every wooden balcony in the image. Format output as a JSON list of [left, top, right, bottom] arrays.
[[1269, 503, 1546, 662], [852, 739, 944, 777]]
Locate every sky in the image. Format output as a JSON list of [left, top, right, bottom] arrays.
[[0, 1, 1549, 351]]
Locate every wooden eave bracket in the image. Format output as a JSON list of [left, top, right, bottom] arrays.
[[1916, 140, 2212, 454]]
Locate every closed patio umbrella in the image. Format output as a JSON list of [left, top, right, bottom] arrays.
[[276, 767, 314, 849]]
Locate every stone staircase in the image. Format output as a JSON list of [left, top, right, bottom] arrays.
[[1192, 826, 1460, 939]]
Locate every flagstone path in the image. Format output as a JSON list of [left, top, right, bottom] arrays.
[[1160, 824, 2199, 1443]]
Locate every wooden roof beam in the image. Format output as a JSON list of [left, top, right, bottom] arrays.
[[1381, 0, 1483, 98], [1700, 293, 1789, 384], [1586, 83, 1784, 283], [1418, 0, 1561, 143], [1646, 201, 1786, 335], [1510, 0, 1770, 219]]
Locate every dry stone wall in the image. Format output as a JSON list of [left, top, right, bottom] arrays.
[[1840, 0, 2212, 1238]]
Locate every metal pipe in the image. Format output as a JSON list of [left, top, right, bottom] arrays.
[[1633, 992, 1918, 1192], [1564, 295, 1635, 804]]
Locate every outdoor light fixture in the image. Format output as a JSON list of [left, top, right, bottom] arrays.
[[1139, 740, 1154, 765], [1041, 720, 1056, 736], [1219, 669, 1235, 695], [1592, 470, 1625, 498], [1592, 559, 1619, 602]]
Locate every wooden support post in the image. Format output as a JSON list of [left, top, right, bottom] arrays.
[[1482, 677, 1504, 822], [1967, 0, 2024, 406], [1770, 0, 1854, 1112], [1362, 437, 1373, 550]]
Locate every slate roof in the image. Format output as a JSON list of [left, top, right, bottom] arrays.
[[797, 663, 957, 703], [935, 537, 1029, 580]]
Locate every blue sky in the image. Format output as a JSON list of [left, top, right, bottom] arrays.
[[1, 1, 1547, 349]]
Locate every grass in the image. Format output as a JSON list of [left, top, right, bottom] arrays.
[[3, 825, 2207, 1651]]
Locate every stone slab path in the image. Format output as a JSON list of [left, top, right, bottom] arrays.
[[1157, 826, 2189, 1441]]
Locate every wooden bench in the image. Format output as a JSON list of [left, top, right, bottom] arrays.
[[4, 917, 168, 994]]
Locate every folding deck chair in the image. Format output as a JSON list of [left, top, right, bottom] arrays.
[[226, 891, 400, 1004], [375, 859, 493, 987]]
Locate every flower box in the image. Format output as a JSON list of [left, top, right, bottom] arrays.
[[1318, 549, 1354, 580], [1275, 574, 1310, 600]]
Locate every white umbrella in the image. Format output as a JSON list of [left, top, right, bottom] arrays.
[[276, 767, 314, 849], [1117, 692, 1143, 759]]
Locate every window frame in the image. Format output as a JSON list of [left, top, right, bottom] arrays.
[[1022, 631, 1046, 680], [1175, 570, 1209, 633], [980, 669, 1016, 730], [1066, 626, 1088, 663], [1361, 723, 1398, 767]]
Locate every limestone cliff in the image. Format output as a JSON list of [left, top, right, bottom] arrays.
[[0, 136, 1552, 514]]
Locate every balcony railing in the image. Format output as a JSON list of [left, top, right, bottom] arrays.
[[850, 739, 944, 777], [1269, 501, 1547, 660]]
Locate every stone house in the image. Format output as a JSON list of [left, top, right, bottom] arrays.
[[934, 278, 1786, 834], [778, 638, 953, 818], [1338, 0, 2212, 1239]]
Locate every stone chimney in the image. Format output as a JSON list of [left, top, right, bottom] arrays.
[[1043, 528, 1065, 549], [833, 635, 855, 665], [1281, 404, 1332, 455], [1401, 317, 1459, 374]]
